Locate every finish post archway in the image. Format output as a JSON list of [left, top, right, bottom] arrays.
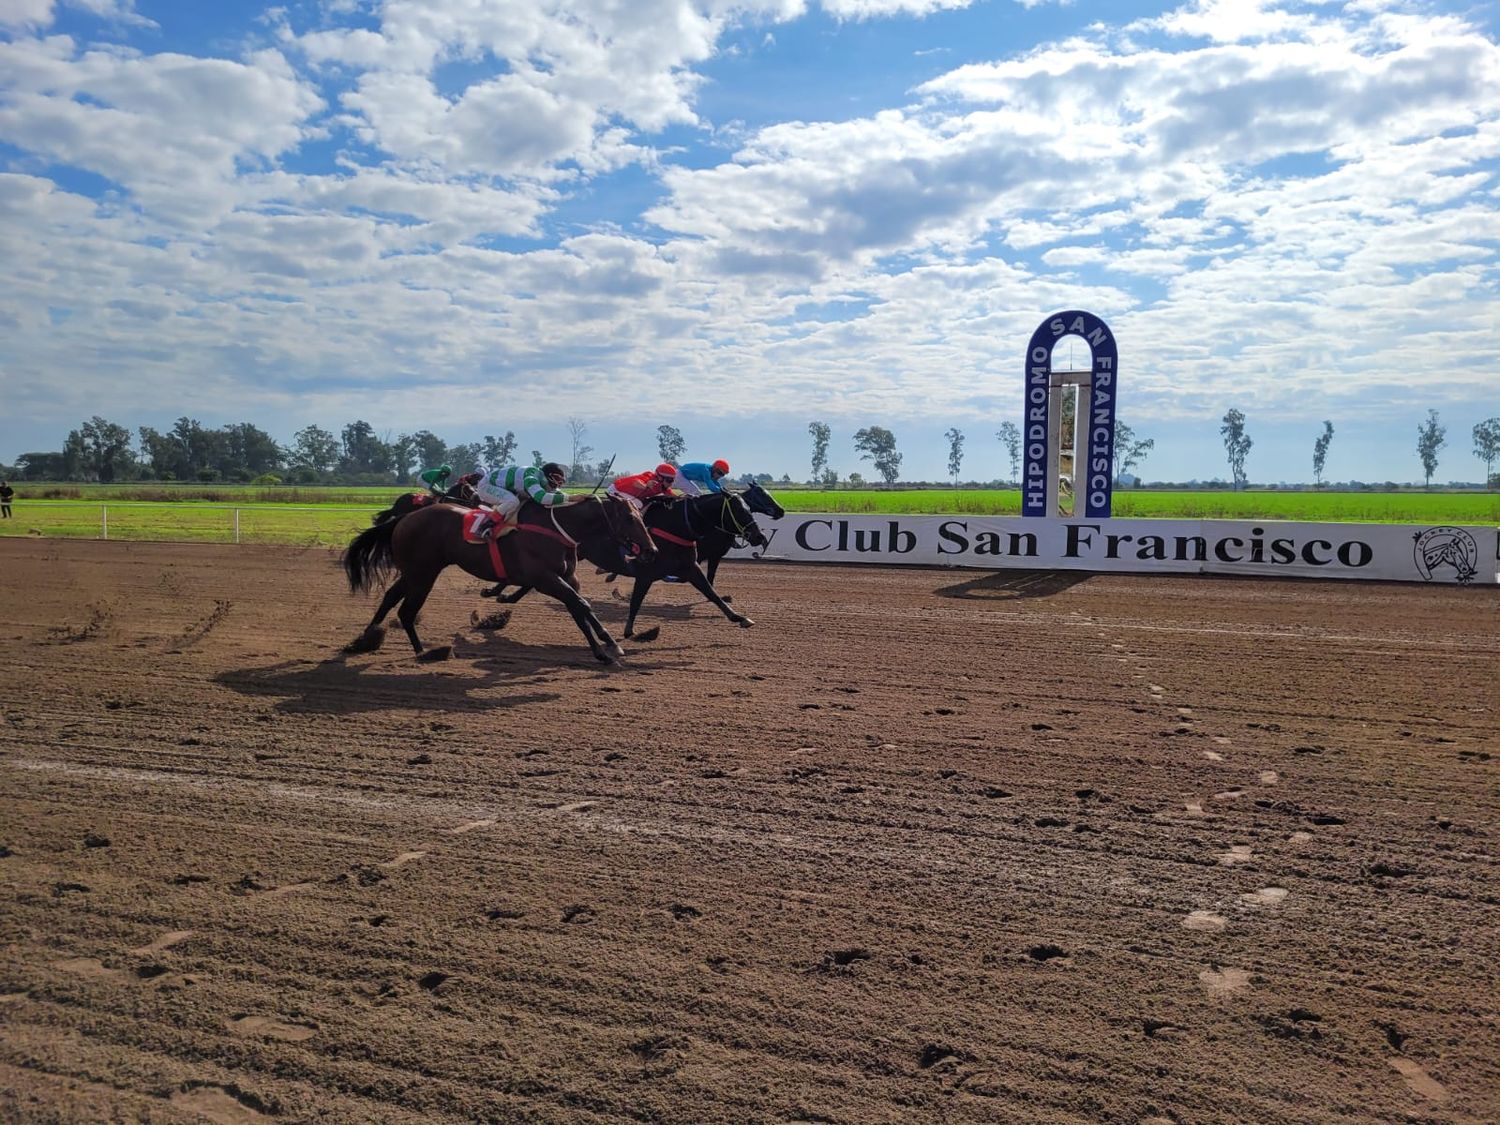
[[1021, 310, 1119, 519]]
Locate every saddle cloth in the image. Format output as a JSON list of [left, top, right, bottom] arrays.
[[461, 509, 517, 544]]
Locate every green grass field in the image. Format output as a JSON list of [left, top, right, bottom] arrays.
[[0, 488, 1494, 547]]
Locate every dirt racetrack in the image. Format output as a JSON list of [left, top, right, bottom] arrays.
[[1, 537, 1496, 1124]]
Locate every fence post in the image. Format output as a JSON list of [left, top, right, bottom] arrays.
[[101, 504, 108, 540], [234, 508, 241, 544]]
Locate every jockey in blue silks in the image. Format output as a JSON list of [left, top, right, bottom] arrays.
[[676, 459, 730, 497]]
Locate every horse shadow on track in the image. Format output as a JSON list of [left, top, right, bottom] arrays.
[[215, 634, 680, 716], [933, 569, 1093, 601]]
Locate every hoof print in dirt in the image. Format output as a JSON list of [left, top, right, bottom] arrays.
[[561, 904, 596, 925], [82, 833, 111, 848], [917, 1042, 972, 1070], [1026, 944, 1069, 963], [51, 881, 91, 897], [632, 626, 661, 642], [816, 947, 871, 973], [407, 753, 433, 765], [668, 903, 701, 922], [416, 645, 452, 663], [1142, 1019, 1185, 1039], [1256, 1008, 1324, 1040], [417, 971, 450, 992], [630, 1033, 689, 1062]]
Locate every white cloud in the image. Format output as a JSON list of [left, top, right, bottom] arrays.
[[0, 0, 54, 29]]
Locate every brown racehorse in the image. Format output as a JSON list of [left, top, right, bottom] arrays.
[[342, 495, 654, 664]]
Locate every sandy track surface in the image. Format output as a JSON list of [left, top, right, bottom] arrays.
[[1, 538, 1496, 1123]]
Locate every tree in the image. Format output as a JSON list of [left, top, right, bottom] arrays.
[[995, 422, 1021, 484], [1416, 409, 1446, 488], [16, 451, 68, 479], [1112, 421, 1155, 484], [1220, 408, 1253, 491], [944, 427, 965, 486], [566, 418, 593, 481], [1312, 421, 1334, 487], [70, 416, 135, 482], [446, 443, 483, 474], [853, 426, 902, 485], [339, 420, 391, 476], [808, 421, 831, 484], [390, 434, 417, 482], [656, 424, 686, 464], [403, 430, 447, 472], [482, 431, 518, 472], [290, 425, 339, 474], [1472, 418, 1500, 487], [138, 426, 183, 479], [221, 422, 283, 479]]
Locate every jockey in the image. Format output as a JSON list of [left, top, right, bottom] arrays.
[[675, 459, 730, 497], [608, 463, 679, 512], [418, 464, 453, 492], [472, 461, 569, 538]]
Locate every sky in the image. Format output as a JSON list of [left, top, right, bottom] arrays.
[[1, 0, 1498, 485]]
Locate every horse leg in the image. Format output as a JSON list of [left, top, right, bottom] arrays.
[[396, 571, 449, 660], [531, 571, 622, 663], [624, 574, 657, 639], [345, 577, 405, 653], [682, 564, 753, 628]]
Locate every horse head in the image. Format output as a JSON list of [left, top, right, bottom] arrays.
[[720, 491, 768, 548], [602, 494, 657, 563], [741, 481, 786, 520]]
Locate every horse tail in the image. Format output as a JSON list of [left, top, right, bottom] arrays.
[[343, 518, 398, 593]]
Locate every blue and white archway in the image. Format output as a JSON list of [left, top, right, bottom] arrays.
[[1021, 310, 1119, 519]]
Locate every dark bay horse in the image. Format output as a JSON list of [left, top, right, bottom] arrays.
[[372, 479, 479, 526], [696, 482, 785, 597], [592, 492, 767, 639], [342, 495, 654, 664]]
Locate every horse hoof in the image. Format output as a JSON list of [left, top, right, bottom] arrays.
[[737, 617, 755, 628], [602, 645, 625, 663], [417, 646, 452, 663]]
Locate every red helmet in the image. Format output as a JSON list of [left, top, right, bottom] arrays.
[[655, 463, 676, 479], [711, 459, 729, 475]]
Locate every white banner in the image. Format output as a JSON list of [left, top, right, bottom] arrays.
[[728, 515, 1499, 585]]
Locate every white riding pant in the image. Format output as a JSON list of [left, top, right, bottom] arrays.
[[474, 481, 521, 521]]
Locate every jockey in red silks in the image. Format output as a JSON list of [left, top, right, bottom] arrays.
[[608, 463, 679, 512]]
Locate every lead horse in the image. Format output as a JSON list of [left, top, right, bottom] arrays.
[[696, 482, 784, 598], [342, 495, 654, 664], [487, 491, 768, 640]]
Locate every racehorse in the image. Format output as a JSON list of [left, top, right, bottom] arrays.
[[372, 479, 479, 526], [487, 491, 768, 640], [342, 495, 654, 664], [696, 482, 784, 597]]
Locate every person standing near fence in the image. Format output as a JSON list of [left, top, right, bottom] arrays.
[[0, 480, 13, 519]]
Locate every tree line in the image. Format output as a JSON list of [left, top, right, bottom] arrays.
[[2, 417, 590, 486], [7, 409, 1496, 488], [1220, 409, 1500, 490]]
